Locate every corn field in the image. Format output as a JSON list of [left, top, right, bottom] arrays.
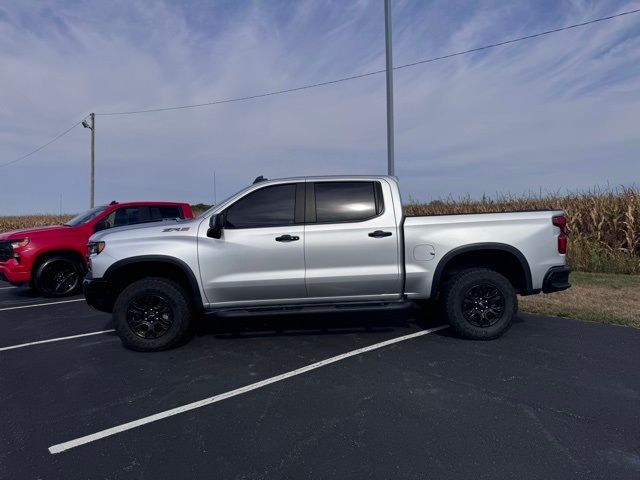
[[0, 214, 74, 232], [1, 187, 639, 274]]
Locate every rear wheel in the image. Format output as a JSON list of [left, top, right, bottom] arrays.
[[113, 277, 193, 351], [34, 255, 84, 297], [441, 268, 517, 340]]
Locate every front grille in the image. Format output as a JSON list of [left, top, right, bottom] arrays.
[[0, 241, 13, 262]]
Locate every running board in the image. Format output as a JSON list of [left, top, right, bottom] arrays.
[[210, 298, 410, 317]]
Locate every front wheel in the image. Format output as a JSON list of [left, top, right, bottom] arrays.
[[441, 268, 517, 340], [34, 255, 84, 297], [113, 277, 193, 351]]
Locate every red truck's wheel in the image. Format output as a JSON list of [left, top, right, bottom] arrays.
[[442, 268, 517, 340], [34, 255, 84, 297]]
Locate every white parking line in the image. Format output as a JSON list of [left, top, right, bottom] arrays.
[[0, 286, 17, 290], [48, 324, 448, 454], [0, 329, 116, 352], [0, 299, 85, 312]]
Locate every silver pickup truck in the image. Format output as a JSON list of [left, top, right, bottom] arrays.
[[84, 175, 570, 351]]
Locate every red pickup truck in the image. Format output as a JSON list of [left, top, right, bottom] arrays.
[[0, 201, 194, 297]]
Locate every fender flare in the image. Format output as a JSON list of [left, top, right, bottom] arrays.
[[430, 242, 533, 297], [33, 249, 87, 275], [104, 255, 204, 309]]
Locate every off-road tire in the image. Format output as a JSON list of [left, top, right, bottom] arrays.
[[441, 268, 517, 340], [113, 277, 193, 351]]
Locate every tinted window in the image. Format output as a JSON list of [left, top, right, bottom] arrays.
[[149, 206, 182, 220], [314, 182, 377, 222], [103, 207, 142, 228], [225, 184, 296, 228]]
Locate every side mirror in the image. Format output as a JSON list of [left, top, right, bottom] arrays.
[[94, 220, 108, 232], [207, 214, 225, 239]]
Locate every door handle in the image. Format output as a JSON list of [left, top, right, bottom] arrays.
[[275, 235, 300, 242], [368, 230, 392, 238]]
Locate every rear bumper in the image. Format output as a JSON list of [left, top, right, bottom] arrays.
[[83, 274, 115, 313], [542, 266, 571, 293], [0, 262, 31, 285]]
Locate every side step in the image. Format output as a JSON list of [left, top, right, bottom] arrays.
[[211, 298, 411, 317]]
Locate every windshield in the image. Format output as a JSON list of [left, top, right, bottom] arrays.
[[64, 205, 109, 226]]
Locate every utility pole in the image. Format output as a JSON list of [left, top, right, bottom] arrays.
[[83, 113, 96, 208], [90, 113, 95, 208], [384, 0, 395, 177]]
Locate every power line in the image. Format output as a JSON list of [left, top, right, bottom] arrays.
[[0, 121, 83, 168], [95, 69, 388, 116], [97, 7, 640, 116], [394, 7, 640, 71], [2, 7, 639, 167]]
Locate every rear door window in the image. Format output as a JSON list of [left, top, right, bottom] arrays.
[[314, 182, 379, 223]]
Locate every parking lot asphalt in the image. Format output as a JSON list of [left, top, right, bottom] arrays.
[[1, 279, 639, 480]]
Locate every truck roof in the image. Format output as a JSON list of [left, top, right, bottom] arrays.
[[248, 175, 398, 184], [96, 201, 190, 208]]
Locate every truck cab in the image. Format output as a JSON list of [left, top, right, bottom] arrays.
[[200, 178, 402, 305]]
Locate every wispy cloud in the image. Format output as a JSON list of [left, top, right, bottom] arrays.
[[1, 0, 639, 213]]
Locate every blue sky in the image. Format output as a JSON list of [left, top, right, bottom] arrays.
[[1, 0, 639, 214]]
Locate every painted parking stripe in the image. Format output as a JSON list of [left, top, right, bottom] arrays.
[[0, 330, 116, 352], [48, 324, 448, 454], [0, 299, 85, 312], [0, 286, 17, 290]]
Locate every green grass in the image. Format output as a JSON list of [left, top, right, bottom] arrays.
[[568, 271, 640, 289], [520, 271, 640, 328]]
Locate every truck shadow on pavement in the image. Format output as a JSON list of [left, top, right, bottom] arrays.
[[195, 302, 450, 340], [0, 286, 86, 309], [194, 301, 527, 342], [1, 286, 41, 299]]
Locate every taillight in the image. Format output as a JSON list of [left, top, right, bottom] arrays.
[[552, 215, 568, 254]]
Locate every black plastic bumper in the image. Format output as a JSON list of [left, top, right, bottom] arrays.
[[83, 274, 115, 313], [542, 266, 571, 293]]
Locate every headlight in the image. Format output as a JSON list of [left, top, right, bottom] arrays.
[[10, 238, 29, 249], [88, 241, 106, 255]]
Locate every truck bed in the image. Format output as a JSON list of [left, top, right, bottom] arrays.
[[402, 210, 565, 299]]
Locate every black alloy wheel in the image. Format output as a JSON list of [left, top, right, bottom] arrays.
[[38, 259, 81, 297], [441, 268, 517, 340], [126, 294, 174, 339], [112, 277, 194, 351], [461, 283, 506, 327]]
